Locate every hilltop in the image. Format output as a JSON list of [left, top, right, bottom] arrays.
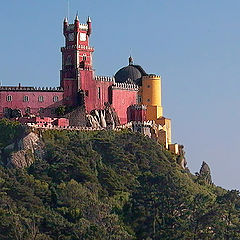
[[0, 119, 240, 240]]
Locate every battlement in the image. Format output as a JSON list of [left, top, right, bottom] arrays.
[[95, 76, 115, 82], [27, 123, 103, 131], [129, 104, 147, 110], [66, 24, 75, 31], [79, 24, 88, 30], [0, 86, 63, 92], [65, 23, 88, 32], [132, 120, 155, 127], [61, 44, 94, 51], [112, 82, 139, 91], [143, 75, 161, 79]]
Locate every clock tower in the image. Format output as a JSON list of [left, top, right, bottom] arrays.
[[60, 15, 94, 106]]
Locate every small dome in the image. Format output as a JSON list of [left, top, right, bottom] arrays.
[[114, 57, 148, 86]]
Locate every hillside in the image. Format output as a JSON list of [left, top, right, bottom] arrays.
[[0, 119, 240, 240]]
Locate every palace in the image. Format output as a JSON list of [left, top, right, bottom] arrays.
[[0, 15, 175, 151]]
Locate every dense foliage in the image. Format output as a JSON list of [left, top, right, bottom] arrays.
[[0, 119, 25, 148], [0, 120, 240, 239]]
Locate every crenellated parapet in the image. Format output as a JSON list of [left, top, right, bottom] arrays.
[[112, 82, 139, 91], [95, 76, 115, 82], [65, 23, 88, 32], [143, 74, 161, 79], [132, 120, 155, 127], [128, 104, 147, 110], [34, 87, 64, 92], [0, 86, 64, 92], [27, 123, 103, 131], [61, 45, 94, 51]]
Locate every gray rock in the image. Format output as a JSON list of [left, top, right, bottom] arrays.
[[6, 132, 44, 168], [199, 161, 212, 184]]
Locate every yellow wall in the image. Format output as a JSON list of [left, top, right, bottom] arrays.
[[141, 75, 163, 120], [140, 75, 172, 144]]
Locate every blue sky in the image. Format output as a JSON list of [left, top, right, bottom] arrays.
[[1, 0, 240, 190]]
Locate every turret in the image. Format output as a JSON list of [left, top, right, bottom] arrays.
[[141, 75, 163, 119], [63, 17, 68, 35], [87, 16, 92, 36], [75, 13, 80, 32]]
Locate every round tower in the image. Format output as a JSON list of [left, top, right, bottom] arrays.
[[141, 75, 163, 121]]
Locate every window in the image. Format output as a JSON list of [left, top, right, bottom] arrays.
[[147, 85, 150, 88], [83, 54, 87, 61], [138, 95, 142, 103], [38, 96, 44, 102], [6, 95, 12, 102], [85, 90, 89, 97], [25, 107, 31, 114], [97, 87, 101, 99], [53, 96, 59, 102], [23, 96, 29, 102], [79, 61, 85, 69], [147, 98, 150, 102]]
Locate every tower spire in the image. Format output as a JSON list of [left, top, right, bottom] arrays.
[[75, 11, 79, 21], [87, 16, 92, 36], [129, 55, 133, 65], [87, 16, 91, 23]]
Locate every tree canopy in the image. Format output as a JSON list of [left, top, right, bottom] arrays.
[[0, 120, 239, 239]]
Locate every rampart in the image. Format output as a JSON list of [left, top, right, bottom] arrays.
[[0, 86, 63, 92], [112, 82, 139, 91], [95, 76, 115, 82]]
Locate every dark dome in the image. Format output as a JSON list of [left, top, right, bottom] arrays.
[[114, 57, 148, 86]]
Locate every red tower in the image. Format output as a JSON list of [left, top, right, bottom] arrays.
[[60, 15, 94, 107]]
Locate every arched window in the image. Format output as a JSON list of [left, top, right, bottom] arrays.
[[138, 95, 142, 104], [97, 87, 101, 99], [6, 95, 12, 102], [38, 96, 44, 102], [53, 96, 59, 102], [23, 96, 29, 102], [79, 61, 85, 69]]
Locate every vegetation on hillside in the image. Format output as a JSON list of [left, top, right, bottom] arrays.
[[0, 119, 240, 239]]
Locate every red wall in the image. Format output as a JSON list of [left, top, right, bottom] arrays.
[[62, 79, 78, 106], [80, 71, 113, 112], [94, 80, 112, 109], [112, 89, 138, 124], [127, 106, 147, 122], [0, 90, 63, 115]]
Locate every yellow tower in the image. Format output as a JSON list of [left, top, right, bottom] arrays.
[[141, 75, 172, 144], [142, 75, 163, 120]]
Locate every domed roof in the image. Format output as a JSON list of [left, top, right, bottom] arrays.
[[114, 57, 148, 86]]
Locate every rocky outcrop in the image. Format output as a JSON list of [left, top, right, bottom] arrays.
[[86, 103, 120, 129], [178, 156, 187, 169], [198, 161, 212, 184], [64, 106, 87, 126], [5, 132, 44, 168]]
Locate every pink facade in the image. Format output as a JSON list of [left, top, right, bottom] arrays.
[[127, 105, 147, 122], [0, 15, 142, 126], [0, 87, 63, 116], [60, 16, 139, 124], [112, 88, 138, 124]]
